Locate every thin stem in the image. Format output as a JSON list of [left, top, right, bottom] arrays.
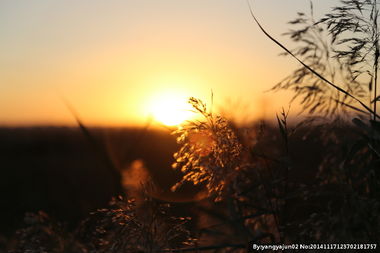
[[374, 0, 379, 121], [256, 158, 283, 243], [375, 48, 378, 120]]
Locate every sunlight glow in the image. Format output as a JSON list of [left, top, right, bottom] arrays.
[[148, 93, 195, 126]]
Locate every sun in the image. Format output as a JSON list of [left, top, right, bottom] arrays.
[[148, 93, 194, 126]]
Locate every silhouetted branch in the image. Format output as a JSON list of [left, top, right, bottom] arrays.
[[246, 0, 378, 118]]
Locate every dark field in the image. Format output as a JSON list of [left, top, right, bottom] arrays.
[[0, 127, 197, 234], [1, 119, 377, 252]]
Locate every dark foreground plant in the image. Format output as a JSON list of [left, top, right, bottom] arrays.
[[10, 211, 85, 253], [10, 194, 194, 253], [248, 0, 380, 245], [79, 195, 194, 253]]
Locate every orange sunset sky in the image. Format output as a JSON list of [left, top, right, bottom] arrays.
[[0, 0, 338, 127]]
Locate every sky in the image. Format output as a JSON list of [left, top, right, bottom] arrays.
[[0, 0, 339, 127]]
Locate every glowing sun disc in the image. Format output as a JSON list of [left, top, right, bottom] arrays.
[[149, 94, 194, 126]]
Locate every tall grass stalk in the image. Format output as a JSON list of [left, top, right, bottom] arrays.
[[247, 0, 380, 120]]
